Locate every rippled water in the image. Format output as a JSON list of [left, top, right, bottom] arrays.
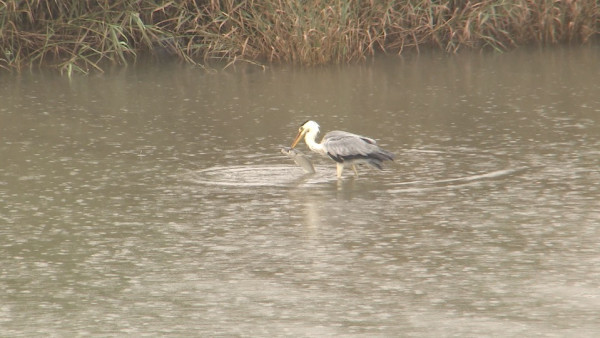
[[1, 47, 600, 336]]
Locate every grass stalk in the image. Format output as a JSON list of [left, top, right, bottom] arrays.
[[0, 0, 598, 73]]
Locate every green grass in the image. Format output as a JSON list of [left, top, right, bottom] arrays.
[[1, 0, 598, 74]]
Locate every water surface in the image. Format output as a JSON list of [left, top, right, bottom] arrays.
[[1, 47, 600, 336]]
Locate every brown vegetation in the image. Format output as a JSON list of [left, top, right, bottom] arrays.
[[1, 0, 598, 75]]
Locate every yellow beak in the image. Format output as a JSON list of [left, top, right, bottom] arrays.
[[291, 129, 305, 148]]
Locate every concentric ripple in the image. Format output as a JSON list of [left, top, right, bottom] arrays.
[[185, 148, 527, 191], [186, 164, 315, 187]]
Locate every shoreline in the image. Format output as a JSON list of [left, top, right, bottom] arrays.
[[1, 0, 598, 75]]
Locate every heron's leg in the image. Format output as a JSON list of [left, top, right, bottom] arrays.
[[352, 164, 359, 177], [336, 163, 344, 178]]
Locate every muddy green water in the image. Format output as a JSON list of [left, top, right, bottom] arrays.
[[1, 47, 599, 336]]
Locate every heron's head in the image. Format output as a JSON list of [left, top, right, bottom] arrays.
[[291, 120, 320, 148]]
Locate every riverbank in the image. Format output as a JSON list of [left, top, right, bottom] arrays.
[[1, 0, 598, 75]]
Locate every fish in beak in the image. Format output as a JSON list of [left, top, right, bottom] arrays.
[[291, 128, 305, 148]]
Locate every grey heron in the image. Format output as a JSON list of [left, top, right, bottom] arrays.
[[291, 120, 394, 178]]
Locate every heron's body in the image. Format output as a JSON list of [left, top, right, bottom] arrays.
[[291, 120, 394, 178]]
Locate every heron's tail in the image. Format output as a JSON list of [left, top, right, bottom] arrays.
[[368, 147, 394, 170], [372, 148, 395, 161]]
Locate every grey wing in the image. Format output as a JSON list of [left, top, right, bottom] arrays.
[[323, 130, 392, 163], [324, 130, 377, 145]]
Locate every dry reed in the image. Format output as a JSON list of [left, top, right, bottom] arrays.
[[1, 0, 598, 75]]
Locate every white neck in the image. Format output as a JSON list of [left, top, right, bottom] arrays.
[[304, 127, 326, 155]]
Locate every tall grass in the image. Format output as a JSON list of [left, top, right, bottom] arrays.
[[1, 0, 598, 74]]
